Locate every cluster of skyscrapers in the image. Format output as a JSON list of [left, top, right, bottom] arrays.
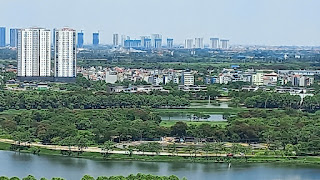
[[111, 33, 173, 49], [185, 38, 229, 49], [111, 33, 229, 49], [1, 26, 230, 50], [5, 27, 77, 80]]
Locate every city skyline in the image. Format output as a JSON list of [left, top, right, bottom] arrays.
[[0, 0, 319, 46]]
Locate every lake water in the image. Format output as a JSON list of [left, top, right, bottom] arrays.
[[160, 114, 225, 121], [189, 102, 229, 109], [0, 151, 319, 180]]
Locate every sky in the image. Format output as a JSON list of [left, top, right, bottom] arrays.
[[1, 0, 320, 46]]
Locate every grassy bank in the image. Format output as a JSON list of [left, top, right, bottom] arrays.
[[0, 142, 319, 165]]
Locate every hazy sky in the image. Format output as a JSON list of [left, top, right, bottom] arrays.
[[1, 0, 319, 46]]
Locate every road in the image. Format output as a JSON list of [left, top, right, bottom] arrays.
[[0, 138, 241, 157]]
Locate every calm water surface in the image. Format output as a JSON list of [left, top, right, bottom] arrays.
[[160, 114, 225, 121], [0, 151, 319, 180]]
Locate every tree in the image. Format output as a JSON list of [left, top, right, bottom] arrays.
[[137, 143, 147, 155], [9, 177, 20, 180], [60, 136, 76, 155], [12, 131, 31, 145], [167, 143, 177, 156], [22, 176, 36, 180], [96, 177, 109, 180], [126, 146, 134, 157], [76, 136, 89, 152], [81, 175, 95, 180], [101, 140, 114, 157], [202, 143, 213, 159], [171, 122, 188, 137], [30, 146, 41, 155]]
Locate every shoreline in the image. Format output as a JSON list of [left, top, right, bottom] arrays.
[[0, 141, 319, 165]]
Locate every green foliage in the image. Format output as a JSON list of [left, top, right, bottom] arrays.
[[0, 91, 190, 110], [22, 175, 36, 180]]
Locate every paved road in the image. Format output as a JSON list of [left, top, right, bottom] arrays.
[[0, 138, 238, 157]]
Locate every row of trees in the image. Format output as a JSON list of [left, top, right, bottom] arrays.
[[0, 174, 181, 180], [2, 108, 319, 155], [229, 90, 320, 113], [0, 91, 190, 111], [230, 91, 303, 109]]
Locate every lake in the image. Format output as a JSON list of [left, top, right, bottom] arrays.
[[189, 102, 229, 109], [160, 114, 225, 121], [0, 151, 319, 180]]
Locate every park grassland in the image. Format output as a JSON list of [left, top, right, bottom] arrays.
[[0, 142, 319, 165]]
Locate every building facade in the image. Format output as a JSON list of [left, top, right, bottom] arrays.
[[167, 38, 173, 48], [210, 38, 219, 49], [17, 28, 51, 77], [194, 38, 204, 49], [185, 39, 193, 49], [151, 34, 161, 48], [0, 27, 5, 47], [10, 28, 19, 47], [93, 32, 99, 46], [220, 39, 229, 49], [54, 28, 77, 78], [113, 34, 119, 47], [182, 71, 195, 86], [77, 32, 84, 48]]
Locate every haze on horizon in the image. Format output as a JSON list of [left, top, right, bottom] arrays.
[[1, 0, 319, 46]]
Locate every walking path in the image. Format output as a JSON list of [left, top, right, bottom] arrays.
[[0, 138, 239, 157]]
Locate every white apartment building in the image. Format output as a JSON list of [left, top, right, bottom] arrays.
[[54, 28, 77, 77], [113, 34, 119, 47], [185, 39, 194, 49], [182, 71, 194, 86], [210, 38, 219, 49], [105, 71, 118, 84], [17, 28, 51, 77], [194, 38, 204, 49], [220, 39, 229, 49]]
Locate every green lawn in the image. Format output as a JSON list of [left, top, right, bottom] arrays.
[[160, 120, 228, 127]]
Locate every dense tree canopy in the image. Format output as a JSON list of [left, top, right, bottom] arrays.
[[0, 91, 190, 111]]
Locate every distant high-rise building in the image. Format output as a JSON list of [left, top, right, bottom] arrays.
[[10, 28, 19, 47], [210, 38, 219, 49], [154, 38, 162, 49], [141, 36, 150, 48], [124, 40, 141, 48], [93, 32, 99, 46], [77, 32, 84, 48], [0, 27, 5, 47], [54, 28, 77, 78], [167, 38, 173, 48], [17, 28, 51, 77], [121, 35, 126, 47], [144, 38, 152, 49], [113, 34, 119, 47], [151, 34, 161, 48], [220, 39, 229, 49], [194, 38, 204, 49], [184, 39, 193, 49]]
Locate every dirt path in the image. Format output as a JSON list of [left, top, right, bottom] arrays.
[[0, 138, 233, 157]]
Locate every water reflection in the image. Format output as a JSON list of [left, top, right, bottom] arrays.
[[160, 114, 225, 121], [0, 151, 320, 180]]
